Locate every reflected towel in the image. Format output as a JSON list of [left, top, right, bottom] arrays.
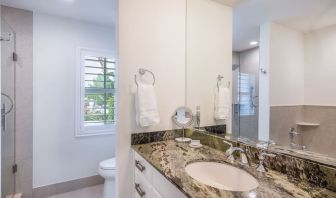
[[214, 87, 230, 120], [135, 82, 160, 127]]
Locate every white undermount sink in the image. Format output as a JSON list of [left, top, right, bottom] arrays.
[[185, 162, 259, 191]]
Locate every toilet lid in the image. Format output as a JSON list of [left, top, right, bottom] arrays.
[[99, 158, 116, 170]]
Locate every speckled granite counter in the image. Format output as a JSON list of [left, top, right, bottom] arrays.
[[132, 140, 336, 198]]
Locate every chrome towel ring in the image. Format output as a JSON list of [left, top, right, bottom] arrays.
[[134, 68, 156, 86]]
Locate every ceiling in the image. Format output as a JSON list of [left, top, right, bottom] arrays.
[[2, 0, 336, 52], [233, 0, 336, 52], [1, 0, 116, 26]]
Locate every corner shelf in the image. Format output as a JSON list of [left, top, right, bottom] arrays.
[[296, 122, 320, 126]]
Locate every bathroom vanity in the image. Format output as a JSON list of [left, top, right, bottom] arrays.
[[131, 130, 336, 198]]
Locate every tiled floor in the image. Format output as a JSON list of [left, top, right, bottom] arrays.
[[46, 185, 103, 198]]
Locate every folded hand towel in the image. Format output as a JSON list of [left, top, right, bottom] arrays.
[[214, 87, 230, 120], [135, 82, 160, 127]]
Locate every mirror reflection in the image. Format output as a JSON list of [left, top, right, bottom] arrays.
[[173, 107, 194, 127], [186, 0, 336, 164]]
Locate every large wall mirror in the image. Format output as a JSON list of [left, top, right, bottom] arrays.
[[186, 0, 336, 165]]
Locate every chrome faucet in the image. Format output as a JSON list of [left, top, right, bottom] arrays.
[[223, 140, 250, 166], [256, 152, 276, 172]]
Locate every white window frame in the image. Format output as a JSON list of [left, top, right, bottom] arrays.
[[75, 47, 117, 137]]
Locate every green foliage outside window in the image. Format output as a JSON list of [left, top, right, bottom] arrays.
[[84, 70, 115, 124]]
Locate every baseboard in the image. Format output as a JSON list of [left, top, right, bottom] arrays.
[[33, 175, 104, 198]]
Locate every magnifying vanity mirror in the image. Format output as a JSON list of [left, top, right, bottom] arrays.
[[172, 107, 194, 142]]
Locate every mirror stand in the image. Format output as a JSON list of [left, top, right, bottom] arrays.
[[175, 127, 191, 142]]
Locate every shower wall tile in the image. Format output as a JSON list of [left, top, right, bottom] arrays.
[[270, 106, 304, 147], [2, 6, 33, 198], [302, 105, 336, 158], [270, 105, 336, 158]]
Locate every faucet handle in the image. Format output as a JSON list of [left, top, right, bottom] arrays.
[[240, 153, 249, 165], [223, 140, 233, 156], [257, 152, 275, 172]]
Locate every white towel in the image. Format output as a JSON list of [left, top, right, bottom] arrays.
[[214, 87, 230, 120], [135, 82, 160, 127]]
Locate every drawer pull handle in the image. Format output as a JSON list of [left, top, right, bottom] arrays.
[[135, 183, 146, 197], [135, 160, 146, 172]]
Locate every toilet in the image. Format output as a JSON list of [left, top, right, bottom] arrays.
[[98, 158, 116, 198]]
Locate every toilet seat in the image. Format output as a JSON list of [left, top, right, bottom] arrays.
[[99, 158, 116, 170]]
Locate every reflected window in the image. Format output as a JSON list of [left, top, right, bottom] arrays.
[[239, 73, 255, 116]]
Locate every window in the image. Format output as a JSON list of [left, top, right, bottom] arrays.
[[76, 48, 116, 136], [239, 72, 256, 116]]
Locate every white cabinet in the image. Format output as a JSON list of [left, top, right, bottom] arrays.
[[133, 151, 187, 198]]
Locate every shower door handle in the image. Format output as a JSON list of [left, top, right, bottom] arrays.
[[1, 93, 14, 131], [2, 103, 5, 131]]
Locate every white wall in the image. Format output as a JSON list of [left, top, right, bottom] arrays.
[[304, 24, 336, 105], [186, 0, 232, 130], [269, 23, 305, 106], [33, 13, 115, 187], [117, 0, 186, 197], [268, 23, 336, 106], [258, 23, 271, 141]]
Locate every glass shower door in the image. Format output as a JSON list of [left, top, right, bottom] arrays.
[[232, 48, 260, 140], [1, 19, 16, 198]]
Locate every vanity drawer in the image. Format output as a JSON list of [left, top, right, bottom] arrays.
[[134, 152, 153, 182], [134, 171, 152, 198]]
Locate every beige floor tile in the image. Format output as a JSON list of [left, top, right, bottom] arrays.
[[46, 185, 103, 198]]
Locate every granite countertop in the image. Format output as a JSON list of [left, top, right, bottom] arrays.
[[268, 145, 336, 168], [132, 140, 336, 198], [206, 130, 336, 168]]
